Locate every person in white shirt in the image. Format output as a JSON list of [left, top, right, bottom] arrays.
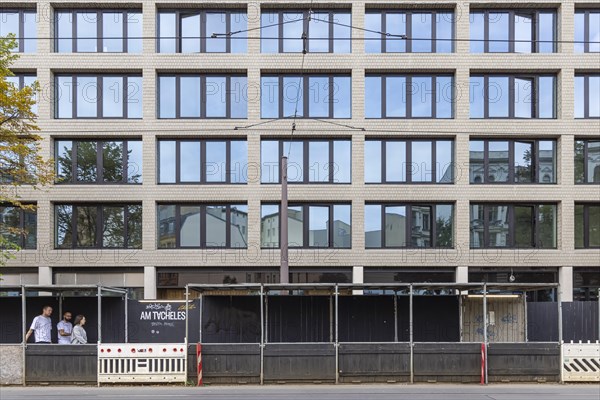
[[57, 312, 73, 344], [25, 306, 53, 343], [71, 315, 88, 344]]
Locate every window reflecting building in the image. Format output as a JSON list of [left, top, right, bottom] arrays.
[[2, 1, 597, 301]]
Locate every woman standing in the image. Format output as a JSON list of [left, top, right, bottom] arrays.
[[71, 315, 88, 344]]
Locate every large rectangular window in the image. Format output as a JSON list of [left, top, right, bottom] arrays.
[[575, 10, 600, 53], [575, 74, 600, 119], [261, 10, 351, 53], [157, 204, 247, 249], [55, 74, 142, 119], [260, 203, 351, 249], [261, 139, 351, 184], [55, 204, 142, 249], [575, 140, 600, 184], [470, 75, 555, 119], [469, 139, 556, 184], [575, 204, 600, 249], [5, 73, 37, 115], [365, 10, 454, 53], [157, 10, 247, 53], [158, 139, 247, 184], [0, 9, 36, 52], [365, 139, 454, 184], [55, 10, 142, 53], [365, 75, 453, 118], [0, 205, 36, 249], [261, 74, 351, 119], [470, 10, 556, 53], [55, 139, 142, 184], [470, 204, 557, 249], [365, 203, 453, 248], [158, 74, 247, 119]]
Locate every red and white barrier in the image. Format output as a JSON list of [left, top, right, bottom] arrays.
[[197, 343, 203, 386], [480, 343, 486, 385], [98, 343, 187, 384]]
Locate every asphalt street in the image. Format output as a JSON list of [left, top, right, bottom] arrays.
[[1, 384, 599, 400]]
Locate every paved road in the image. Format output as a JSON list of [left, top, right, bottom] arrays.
[[1, 385, 599, 400]]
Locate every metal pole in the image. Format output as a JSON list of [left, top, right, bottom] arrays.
[[523, 293, 528, 342], [59, 293, 63, 321], [199, 294, 203, 344], [558, 283, 563, 384], [260, 285, 264, 385], [124, 291, 129, 343], [394, 291, 398, 342], [21, 286, 26, 387], [97, 286, 102, 343], [280, 156, 289, 284], [409, 284, 414, 384], [185, 285, 189, 385], [334, 284, 339, 384], [329, 295, 334, 342], [483, 283, 488, 385], [598, 288, 600, 342], [265, 292, 269, 344]]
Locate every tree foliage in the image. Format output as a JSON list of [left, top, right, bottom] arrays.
[[0, 35, 53, 265]]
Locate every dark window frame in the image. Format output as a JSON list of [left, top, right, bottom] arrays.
[[365, 202, 454, 249], [261, 9, 351, 53], [157, 138, 247, 184], [54, 139, 142, 185], [365, 138, 455, 184], [157, 203, 248, 249], [470, 203, 557, 249], [261, 138, 352, 184], [575, 139, 600, 184], [471, 74, 556, 119], [365, 74, 455, 119], [54, 9, 142, 53], [573, 267, 600, 301], [575, 203, 600, 249], [156, 9, 246, 53], [54, 203, 142, 249], [575, 74, 600, 119], [260, 203, 352, 249], [0, 9, 36, 53], [261, 74, 351, 119], [469, 139, 556, 184], [54, 73, 142, 119], [0, 204, 36, 249], [157, 74, 247, 119], [5, 73, 36, 89], [575, 10, 600, 53], [365, 9, 455, 53], [470, 9, 557, 53]]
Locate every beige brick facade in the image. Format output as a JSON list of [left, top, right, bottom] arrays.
[[2, 0, 599, 300]]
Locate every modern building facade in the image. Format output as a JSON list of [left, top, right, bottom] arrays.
[[0, 0, 598, 301]]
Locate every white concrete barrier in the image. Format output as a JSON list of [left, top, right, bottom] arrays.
[[98, 343, 187, 384], [563, 341, 600, 382]]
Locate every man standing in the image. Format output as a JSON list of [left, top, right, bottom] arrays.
[[57, 311, 73, 344], [25, 306, 53, 343]]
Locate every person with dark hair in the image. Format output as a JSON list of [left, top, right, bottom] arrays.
[[25, 306, 53, 343], [71, 315, 87, 344], [57, 311, 73, 345]]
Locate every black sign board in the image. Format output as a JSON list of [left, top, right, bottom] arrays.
[[127, 299, 199, 343]]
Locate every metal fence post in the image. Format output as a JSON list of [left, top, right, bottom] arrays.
[[21, 286, 26, 387], [409, 284, 414, 384], [260, 285, 264, 385], [394, 291, 398, 343], [124, 291, 129, 343], [97, 286, 102, 344], [483, 283, 488, 385], [558, 283, 563, 384], [335, 284, 339, 384]]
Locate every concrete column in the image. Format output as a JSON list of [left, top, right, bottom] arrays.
[[559, 266, 573, 302], [352, 266, 364, 295], [456, 266, 469, 283], [144, 266, 157, 300], [38, 266, 52, 285]]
